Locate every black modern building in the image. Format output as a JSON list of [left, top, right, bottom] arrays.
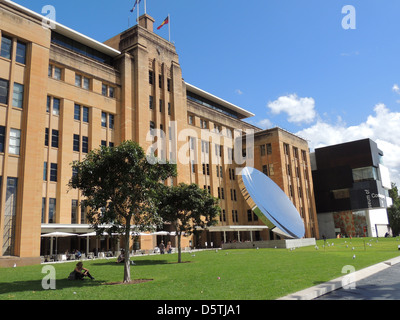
[[311, 139, 392, 238]]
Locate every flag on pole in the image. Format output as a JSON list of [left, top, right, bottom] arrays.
[[157, 16, 169, 30], [130, 0, 141, 12]]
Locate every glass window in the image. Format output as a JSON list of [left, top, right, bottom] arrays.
[[74, 104, 80, 120], [75, 74, 81, 87], [52, 97, 60, 116], [1, 36, 12, 60], [9, 128, 21, 155], [150, 121, 155, 135], [51, 32, 113, 65], [352, 167, 378, 182], [4, 177, 18, 254], [109, 114, 114, 129], [101, 140, 107, 147], [73, 134, 80, 152], [71, 200, 78, 224], [80, 205, 86, 224], [0, 126, 5, 152], [149, 96, 153, 109], [5, 178, 17, 216], [0, 78, 9, 104], [43, 162, 47, 180], [109, 86, 114, 98], [101, 112, 107, 127], [16, 42, 26, 64], [12, 83, 24, 108], [260, 145, 266, 156], [53, 67, 61, 80], [83, 77, 90, 90], [44, 128, 49, 146], [41, 198, 46, 223], [82, 136, 89, 153], [102, 84, 107, 96], [48, 198, 56, 223], [109, 142, 114, 148], [46, 96, 50, 113], [51, 129, 59, 148], [266, 143, 272, 155], [50, 163, 57, 182], [82, 106, 89, 123]]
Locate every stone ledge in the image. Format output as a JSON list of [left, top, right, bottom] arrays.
[[0, 256, 41, 268]]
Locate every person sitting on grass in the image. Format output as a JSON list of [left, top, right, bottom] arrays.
[[116, 250, 125, 263], [68, 261, 95, 280]]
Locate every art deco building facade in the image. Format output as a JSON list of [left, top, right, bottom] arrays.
[[0, 1, 318, 266]]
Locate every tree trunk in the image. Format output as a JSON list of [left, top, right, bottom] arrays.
[[177, 233, 182, 263], [123, 221, 131, 283]]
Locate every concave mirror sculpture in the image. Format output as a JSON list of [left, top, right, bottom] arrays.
[[238, 167, 305, 239]]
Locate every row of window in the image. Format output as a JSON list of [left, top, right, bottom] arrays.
[[43, 162, 58, 182], [44, 129, 90, 153], [0, 78, 24, 108], [47, 96, 115, 129], [218, 210, 258, 223], [42, 197, 88, 224], [149, 70, 172, 91], [0, 126, 21, 155], [41, 198, 56, 224], [260, 143, 272, 156], [71, 199, 87, 224], [149, 96, 172, 115], [216, 209, 239, 223], [188, 115, 235, 139], [283, 143, 308, 163], [0, 35, 27, 64], [190, 161, 236, 182], [48, 64, 116, 98]]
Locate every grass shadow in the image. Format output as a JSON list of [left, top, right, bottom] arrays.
[[0, 278, 104, 295], [91, 259, 170, 267]]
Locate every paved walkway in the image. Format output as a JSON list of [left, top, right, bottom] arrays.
[[316, 261, 400, 300], [278, 256, 400, 300]]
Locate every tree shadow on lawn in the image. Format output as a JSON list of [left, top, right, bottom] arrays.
[[92, 259, 170, 267], [0, 278, 104, 296]]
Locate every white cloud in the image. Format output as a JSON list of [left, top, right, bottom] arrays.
[[235, 89, 243, 95], [296, 103, 400, 187], [340, 51, 360, 57], [393, 84, 400, 94], [257, 118, 273, 129], [267, 94, 316, 124]]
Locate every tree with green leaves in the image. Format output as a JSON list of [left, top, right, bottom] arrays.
[[69, 141, 176, 282], [158, 183, 221, 263], [388, 182, 400, 236]]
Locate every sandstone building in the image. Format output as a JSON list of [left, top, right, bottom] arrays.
[[0, 1, 318, 266]]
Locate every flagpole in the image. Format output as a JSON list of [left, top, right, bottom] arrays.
[[144, 0, 147, 14], [168, 14, 171, 42]]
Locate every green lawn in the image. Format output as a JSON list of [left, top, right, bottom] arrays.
[[1, 237, 399, 300]]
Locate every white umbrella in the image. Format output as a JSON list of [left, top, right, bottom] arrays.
[[153, 231, 170, 235], [41, 232, 78, 255]]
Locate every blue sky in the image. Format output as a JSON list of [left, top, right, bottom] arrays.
[[12, 0, 400, 185]]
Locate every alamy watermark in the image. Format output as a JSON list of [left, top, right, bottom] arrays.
[[41, 265, 56, 290], [41, 5, 56, 30], [341, 265, 356, 290], [342, 5, 356, 30], [145, 124, 254, 174]]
